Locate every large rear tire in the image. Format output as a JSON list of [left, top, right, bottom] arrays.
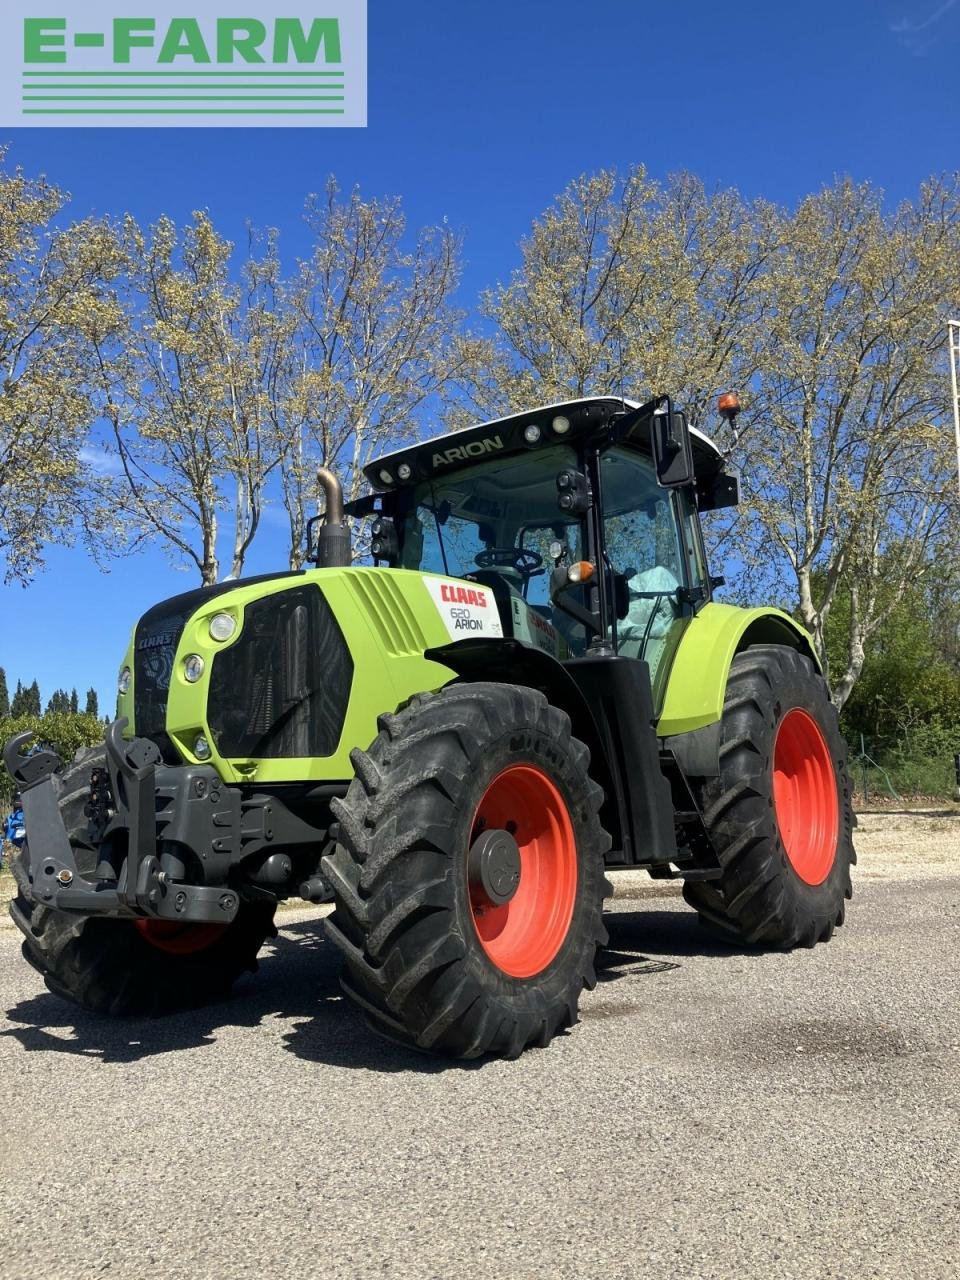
[[322, 683, 612, 1059], [683, 646, 855, 948], [10, 747, 277, 1015]]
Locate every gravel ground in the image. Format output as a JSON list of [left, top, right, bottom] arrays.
[[1, 813, 958, 1280]]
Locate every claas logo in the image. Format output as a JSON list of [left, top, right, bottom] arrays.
[[440, 583, 488, 608]]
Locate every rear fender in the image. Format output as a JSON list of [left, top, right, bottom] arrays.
[[658, 603, 819, 774]]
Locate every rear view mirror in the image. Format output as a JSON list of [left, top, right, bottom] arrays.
[[651, 401, 694, 488], [697, 470, 740, 512]]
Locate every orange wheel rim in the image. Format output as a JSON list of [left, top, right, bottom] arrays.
[[468, 764, 578, 979], [134, 920, 227, 956], [773, 708, 840, 886]]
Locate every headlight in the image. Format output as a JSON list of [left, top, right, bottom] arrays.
[[117, 666, 131, 696], [209, 612, 236, 642], [194, 734, 211, 760], [183, 654, 204, 683]]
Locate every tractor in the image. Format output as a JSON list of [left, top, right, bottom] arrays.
[[5, 394, 855, 1059]]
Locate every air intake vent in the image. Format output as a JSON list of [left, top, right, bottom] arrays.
[[208, 585, 352, 759], [346, 570, 430, 656]]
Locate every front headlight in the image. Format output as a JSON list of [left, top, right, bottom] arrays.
[[209, 612, 237, 642], [118, 666, 131, 696], [183, 654, 204, 683]]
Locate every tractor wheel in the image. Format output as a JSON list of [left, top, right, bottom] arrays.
[[10, 746, 277, 1016], [322, 682, 612, 1059], [683, 645, 855, 948]]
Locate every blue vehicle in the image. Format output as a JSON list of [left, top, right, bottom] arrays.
[[4, 799, 25, 859]]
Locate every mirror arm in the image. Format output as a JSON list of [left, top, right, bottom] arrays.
[[549, 574, 602, 635]]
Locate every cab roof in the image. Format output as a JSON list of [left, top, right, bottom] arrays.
[[363, 395, 724, 492]]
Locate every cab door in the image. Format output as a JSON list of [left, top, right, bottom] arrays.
[[598, 447, 706, 711]]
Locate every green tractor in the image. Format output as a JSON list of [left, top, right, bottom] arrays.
[[5, 394, 855, 1058]]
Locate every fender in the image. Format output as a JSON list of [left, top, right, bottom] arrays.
[[423, 638, 608, 790], [657, 603, 819, 738]]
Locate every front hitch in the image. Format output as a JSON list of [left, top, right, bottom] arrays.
[[3, 722, 240, 925], [2, 731, 85, 908]]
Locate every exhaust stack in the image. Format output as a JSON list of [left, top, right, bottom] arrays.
[[315, 466, 352, 568]]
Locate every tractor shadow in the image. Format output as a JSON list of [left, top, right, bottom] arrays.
[[2, 907, 735, 1072], [603, 908, 738, 961], [593, 908, 736, 983], [2, 919, 482, 1073]]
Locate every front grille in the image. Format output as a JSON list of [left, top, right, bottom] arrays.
[[208, 585, 353, 759], [133, 572, 304, 759]]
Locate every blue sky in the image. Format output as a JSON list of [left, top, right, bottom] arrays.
[[2, 0, 958, 710]]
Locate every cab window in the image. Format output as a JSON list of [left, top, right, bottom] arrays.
[[599, 447, 688, 683]]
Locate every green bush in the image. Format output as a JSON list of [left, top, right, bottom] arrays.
[[0, 712, 104, 806], [845, 719, 960, 801]]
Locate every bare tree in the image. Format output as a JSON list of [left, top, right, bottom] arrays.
[[274, 180, 467, 567], [730, 178, 960, 705], [0, 150, 124, 583], [481, 167, 773, 422], [93, 212, 283, 584]]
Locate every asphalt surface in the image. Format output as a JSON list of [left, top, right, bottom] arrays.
[[2, 874, 959, 1280]]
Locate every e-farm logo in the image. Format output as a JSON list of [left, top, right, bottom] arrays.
[[0, 3, 366, 127]]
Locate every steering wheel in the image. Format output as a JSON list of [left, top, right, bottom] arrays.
[[475, 547, 544, 575]]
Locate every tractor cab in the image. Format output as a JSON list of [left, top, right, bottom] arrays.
[[352, 395, 739, 703]]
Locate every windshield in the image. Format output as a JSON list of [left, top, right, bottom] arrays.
[[400, 445, 583, 590], [399, 445, 588, 653]]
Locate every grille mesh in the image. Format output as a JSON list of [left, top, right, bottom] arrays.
[[207, 585, 352, 759]]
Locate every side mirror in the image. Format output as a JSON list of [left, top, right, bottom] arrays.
[[697, 470, 740, 512], [652, 402, 695, 487]]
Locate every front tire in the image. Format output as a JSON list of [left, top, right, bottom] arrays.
[[11, 747, 277, 1015], [683, 646, 855, 948], [322, 683, 612, 1059]]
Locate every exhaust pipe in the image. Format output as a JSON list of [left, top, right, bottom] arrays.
[[315, 466, 352, 568]]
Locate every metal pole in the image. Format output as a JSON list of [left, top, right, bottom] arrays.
[[948, 321, 960, 502]]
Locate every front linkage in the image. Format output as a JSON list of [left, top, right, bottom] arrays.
[[4, 720, 322, 926]]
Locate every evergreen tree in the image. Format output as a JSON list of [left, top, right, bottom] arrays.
[[10, 680, 26, 717], [70, 688, 79, 714], [0, 667, 8, 718], [84, 688, 99, 717], [46, 689, 71, 715], [26, 680, 41, 716]]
